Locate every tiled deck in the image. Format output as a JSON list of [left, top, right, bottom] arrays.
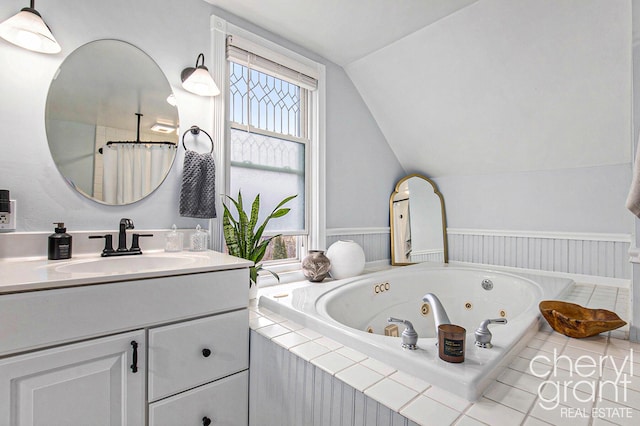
[[250, 283, 637, 425]]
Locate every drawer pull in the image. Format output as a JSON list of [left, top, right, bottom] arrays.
[[202, 416, 212, 426], [202, 348, 212, 358], [130, 340, 138, 373]]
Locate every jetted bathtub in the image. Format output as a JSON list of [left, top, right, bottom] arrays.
[[259, 262, 572, 401]]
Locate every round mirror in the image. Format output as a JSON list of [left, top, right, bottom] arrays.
[[390, 174, 448, 265], [45, 39, 179, 205]]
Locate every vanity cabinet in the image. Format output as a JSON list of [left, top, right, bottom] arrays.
[[0, 265, 250, 426], [0, 331, 145, 426]]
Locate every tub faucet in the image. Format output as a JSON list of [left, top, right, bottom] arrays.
[[118, 218, 134, 252], [422, 293, 451, 339], [387, 317, 418, 350], [475, 318, 507, 348]]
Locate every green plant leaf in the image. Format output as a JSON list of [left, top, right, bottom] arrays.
[[271, 208, 291, 218]]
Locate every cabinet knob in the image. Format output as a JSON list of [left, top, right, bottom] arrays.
[[202, 416, 212, 426], [202, 348, 212, 358]]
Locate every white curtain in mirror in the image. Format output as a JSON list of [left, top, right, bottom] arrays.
[[103, 144, 174, 204]]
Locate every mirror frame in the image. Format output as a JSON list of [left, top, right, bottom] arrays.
[[389, 173, 448, 265]]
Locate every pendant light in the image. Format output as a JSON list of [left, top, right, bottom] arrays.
[[0, 0, 61, 54], [181, 53, 220, 97]]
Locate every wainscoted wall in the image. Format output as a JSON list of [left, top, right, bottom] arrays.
[[327, 227, 631, 283], [327, 228, 390, 263], [249, 331, 418, 426], [448, 229, 631, 281]]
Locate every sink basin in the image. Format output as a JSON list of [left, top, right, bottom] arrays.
[[54, 255, 199, 275]]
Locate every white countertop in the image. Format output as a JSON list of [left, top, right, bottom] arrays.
[[0, 250, 253, 294]]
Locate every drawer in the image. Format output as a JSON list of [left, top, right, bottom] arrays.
[[149, 370, 248, 426], [148, 309, 249, 401]]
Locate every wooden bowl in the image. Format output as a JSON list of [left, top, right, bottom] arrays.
[[539, 300, 626, 338]]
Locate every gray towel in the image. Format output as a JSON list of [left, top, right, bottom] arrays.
[[180, 150, 217, 218]]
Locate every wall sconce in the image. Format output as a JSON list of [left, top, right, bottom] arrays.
[[181, 53, 220, 97], [0, 0, 61, 54]]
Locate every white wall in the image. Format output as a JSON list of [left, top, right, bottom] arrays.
[[0, 0, 403, 233]]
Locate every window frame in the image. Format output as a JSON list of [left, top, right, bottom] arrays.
[[215, 19, 326, 285]]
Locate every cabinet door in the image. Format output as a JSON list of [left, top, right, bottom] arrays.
[[149, 370, 248, 426], [0, 330, 145, 426]]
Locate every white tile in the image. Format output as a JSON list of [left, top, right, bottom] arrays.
[[296, 327, 323, 340], [465, 397, 526, 425], [563, 342, 606, 358], [565, 334, 608, 356], [539, 383, 594, 411], [594, 398, 640, 426], [290, 340, 331, 361], [315, 336, 343, 350], [599, 383, 640, 409], [401, 394, 461, 426], [423, 386, 471, 412], [248, 310, 259, 320], [365, 378, 419, 412], [483, 381, 537, 413], [310, 352, 355, 375], [360, 358, 396, 376], [255, 323, 290, 339], [249, 316, 274, 330], [335, 346, 368, 362], [279, 320, 304, 331], [390, 370, 431, 393], [271, 331, 309, 349], [453, 415, 486, 426], [335, 364, 384, 392], [529, 403, 590, 426], [498, 368, 546, 394], [522, 416, 553, 426]]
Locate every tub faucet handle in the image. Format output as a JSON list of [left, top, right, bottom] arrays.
[[474, 318, 507, 349], [388, 317, 418, 350]]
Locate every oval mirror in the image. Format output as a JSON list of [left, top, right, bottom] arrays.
[[45, 39, 179, 205], [390, 174, 448, 265]]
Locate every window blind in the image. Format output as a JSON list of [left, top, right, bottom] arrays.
[[226, 35, 318, 91]]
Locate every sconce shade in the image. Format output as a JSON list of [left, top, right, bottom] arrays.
[[181, 53, 220, 97], [0, 2, 61, 54]]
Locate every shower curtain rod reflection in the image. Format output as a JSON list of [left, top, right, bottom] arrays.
[[98, 112, 176, 154]]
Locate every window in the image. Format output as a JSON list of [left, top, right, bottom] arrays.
[[226, 35, 320, 271]]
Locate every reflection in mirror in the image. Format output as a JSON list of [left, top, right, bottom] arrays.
[[390, 174, 448, 265], [45, 39, 179, 205]]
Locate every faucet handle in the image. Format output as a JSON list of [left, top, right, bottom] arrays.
[[475, 318, 507, 349], [388, 317, 418, 350], [89, 234, 115, 257], [129, 233, 153, 254]]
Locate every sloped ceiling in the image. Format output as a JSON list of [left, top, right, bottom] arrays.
[[204, 0, 478, 66], [207, 0, 632, 178]]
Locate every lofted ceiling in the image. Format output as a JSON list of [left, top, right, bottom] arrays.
[[204, 0, 478, 66], [206, 0, 631, 178]]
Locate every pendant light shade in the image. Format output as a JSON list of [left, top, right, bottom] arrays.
[[0, 1, 61, 54], [181, 53, 220, 97]]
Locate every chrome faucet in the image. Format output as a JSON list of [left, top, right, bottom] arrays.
[[387, 317, 418, 350], [117, 218, 134, 252], [422, 293, 451, 339], [474, 318, 507, 348]]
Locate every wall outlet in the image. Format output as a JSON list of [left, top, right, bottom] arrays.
[[0, 200, 16, 231]]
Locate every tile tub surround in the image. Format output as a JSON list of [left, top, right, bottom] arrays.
[[250, 283, 636, 425]]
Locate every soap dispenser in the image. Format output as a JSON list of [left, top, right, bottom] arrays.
[[48, 222, 72, 260]]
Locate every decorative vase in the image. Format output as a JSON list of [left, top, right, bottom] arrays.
[[325, 240, 366, 280], [302, 250, 331, 282]]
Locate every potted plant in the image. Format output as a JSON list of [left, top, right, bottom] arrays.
[[222, 190, 297, 289]]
